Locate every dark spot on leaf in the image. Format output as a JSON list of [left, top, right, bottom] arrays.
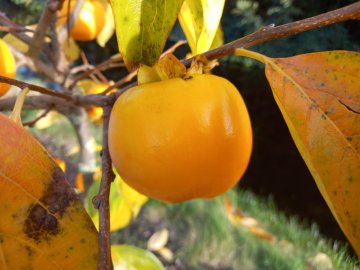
[[347, 136, 353, 142], [348, 176, 353, 183], [333, 191, 337, 196], [321, 114, 326, 120], [23, 204, 59, 242], [80, 238, 86, 244], [23, 167, 77, 242]]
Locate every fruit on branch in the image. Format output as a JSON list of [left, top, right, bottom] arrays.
[[58, 0, 105, 41], [0, 39, 16, 97], [108, 74, 252, 203]]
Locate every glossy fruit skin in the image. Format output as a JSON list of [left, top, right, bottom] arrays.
[[59, 0, 105, 41], [109, 74, 252, 203], [0, 39, 16, 97]]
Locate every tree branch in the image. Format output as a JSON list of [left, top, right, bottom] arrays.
[[93, 106, 115, 270], [27, 0, 61, 59], [183, 1, 360, 66], [0, 75, 72, 100]]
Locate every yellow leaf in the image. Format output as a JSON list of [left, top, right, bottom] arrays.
[[86, 180, 132, 232], [86, 173, 147, 232], [117, 174, 148, 218], [62, 37, 80, 62], [111, 244, 164, 270], [147, 228, 169, 251], [109, 0, 184, 70], [157, 246, 173, 262], [178, 0, 225, 54], [3, 33, 28, 53], [34, 111, 63, 130], [263, 50, 360, 255], [96, 2, 115, 47], [0, 113, 98, 269]]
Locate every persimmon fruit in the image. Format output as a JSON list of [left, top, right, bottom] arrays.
[[58, 0, 105, 41], [0, 39, 16, 97], [108, 74, 252, 203]]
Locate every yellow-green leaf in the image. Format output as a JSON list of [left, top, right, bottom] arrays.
[[62, 37, 80, 62], [263, 50, 360, 256], [96, 1, 115, 47], [0, 113, 98, 269], [178, 0, 225, 55], [86, 174, 147, 232], [109, 0, 184, 70], [111, 244, 164, 270]]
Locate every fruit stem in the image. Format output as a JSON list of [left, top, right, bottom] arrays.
[[235, 48, 267, 64], [9, 87, 30, 126]]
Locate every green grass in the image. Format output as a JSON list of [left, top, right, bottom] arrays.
[[114, 189, 359, 270]]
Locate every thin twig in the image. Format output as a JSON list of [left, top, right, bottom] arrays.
[[0, 75, 73, 101], [69, 54, 123, 89], [101, 71, 137, 95], [23, 106, 54, 127], [93, 106, 115, 270]]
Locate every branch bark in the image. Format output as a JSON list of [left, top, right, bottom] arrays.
[[93, 106, 115, 270], [27, 0, 61, 59]]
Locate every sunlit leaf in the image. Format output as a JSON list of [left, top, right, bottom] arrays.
[[34, 111, 63, 130], [3, 33, 28, 53], [109, 0, 184, 70], [147, 228, 169, 251], [85, 174, 147, 232], [157, 246, 173, 262], [62, 37, 80, 62], [96, 1, 115, 47], [0, 113, 98, 269], [117, 174, 148, 218], [112, 244, 164, 270], [178, 0, 225, 54], [264, 50, 360, 255]]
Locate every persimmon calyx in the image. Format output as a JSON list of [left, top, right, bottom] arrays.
[[137, 53, 186, 85], [185, 55, 219, 78]]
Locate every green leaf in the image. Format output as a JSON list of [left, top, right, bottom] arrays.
[[178, 0, 225, 55], [112, 245, 164, 270], [109, 0, 184, 70]]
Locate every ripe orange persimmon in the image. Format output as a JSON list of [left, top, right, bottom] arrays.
[[108, 74, 252, 203], [0, 39, 16, 97], [58, 0, 105, 41]]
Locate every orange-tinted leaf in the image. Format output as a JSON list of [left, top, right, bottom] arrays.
[[0, 113, 98, 269], [264, 51, 360, 255]]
